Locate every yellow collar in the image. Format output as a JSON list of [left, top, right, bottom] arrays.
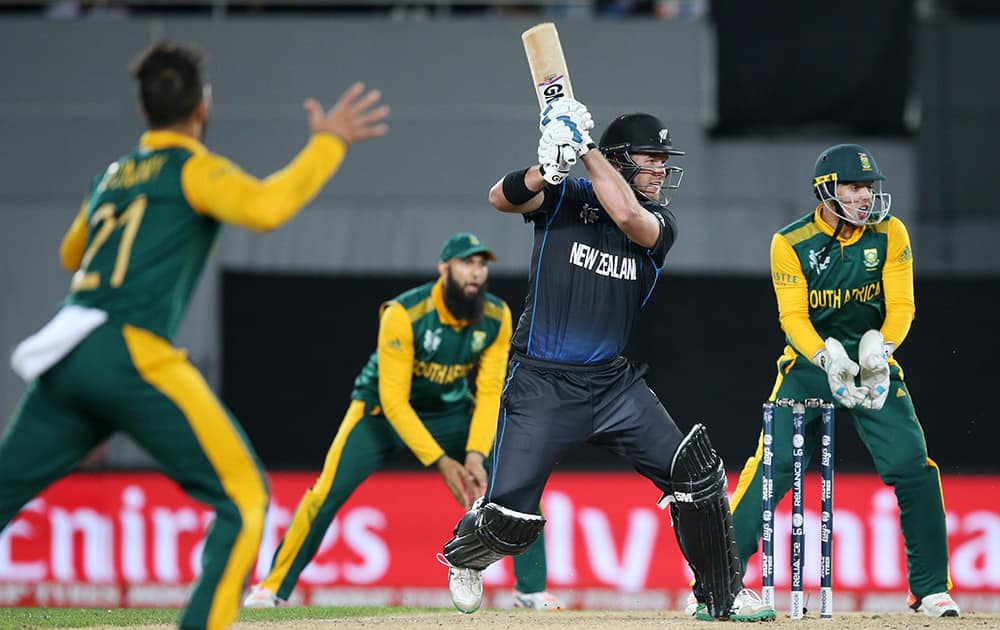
[[813, 204, 866, 246], [139, 130, 207, 155], [431, 279, 468, 329]]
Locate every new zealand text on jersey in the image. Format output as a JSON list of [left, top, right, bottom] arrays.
[[569, 241, 637, 280]]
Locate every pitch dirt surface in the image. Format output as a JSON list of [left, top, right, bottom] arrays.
[[78, 610, 1000, 630]]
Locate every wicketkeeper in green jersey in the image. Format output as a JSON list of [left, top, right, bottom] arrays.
[[1, 42, 388, 630], [243, 233, 561, 611], [726, 144, 959, 617]]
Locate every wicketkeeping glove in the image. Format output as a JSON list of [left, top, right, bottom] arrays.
[[812, 338, 869, 408], [858, 329, 891, 410]]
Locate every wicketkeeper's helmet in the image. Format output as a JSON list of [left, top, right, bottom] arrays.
[[813, 143, 891, 225]]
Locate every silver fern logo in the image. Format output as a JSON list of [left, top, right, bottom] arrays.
[[808, 249, 831, 273]]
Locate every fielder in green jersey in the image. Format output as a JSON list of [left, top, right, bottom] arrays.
[[244, 233, 561, 611], [1, 42, 388, 630], [728, 144, 959, 617]]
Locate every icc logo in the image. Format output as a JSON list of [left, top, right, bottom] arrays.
[[423, 328, 442, 353]]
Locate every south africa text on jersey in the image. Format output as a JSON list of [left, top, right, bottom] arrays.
[[809, 280, 882, 309], [569, 241, 637, 281], [413, 360, 475, 385]]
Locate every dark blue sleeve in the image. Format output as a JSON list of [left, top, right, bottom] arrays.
[[523, 177, 596, 224], [647, 207, 677, 267]]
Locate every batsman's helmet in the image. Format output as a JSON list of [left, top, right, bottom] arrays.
[[599, 113, 684, 206], [813, 143, 891, 225]]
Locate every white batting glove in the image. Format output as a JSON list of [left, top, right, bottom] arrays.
[[540, 97, 595, 134], [539, 109, 595, 159], [858, 329, 891, 410], [537, 123, 578, 185], [538, 121, 580, 164], [539, 161, 570, 185], [812, 338, 869, 408]]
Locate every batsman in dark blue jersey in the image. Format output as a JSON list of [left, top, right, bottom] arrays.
[[439, 101, 774, 622]]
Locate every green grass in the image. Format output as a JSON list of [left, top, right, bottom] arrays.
[[0, 606, 446, 629]]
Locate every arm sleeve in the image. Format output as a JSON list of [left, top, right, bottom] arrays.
[[466, 302, 513, 456], [771, 233, 825, 360], [523, 177, 590, 224], [880, 217, 916, 348], [60, 203, 88, 271], [377, 302, 446, 467], [180, 133, 348, 232], [647, 207, 677, 266]]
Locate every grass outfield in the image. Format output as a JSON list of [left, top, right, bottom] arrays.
[[0, 606, 445, 628]]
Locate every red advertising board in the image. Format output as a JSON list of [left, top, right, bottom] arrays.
[[1, 471, 998, 611]]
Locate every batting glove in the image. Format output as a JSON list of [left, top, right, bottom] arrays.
[[812, 338, 869, 408], [857, 329, 892, 410], [539, 105, 595, 159], [540, 96, 595, 134], [539, 162, 570, 185], [538, 122, 578, 185]]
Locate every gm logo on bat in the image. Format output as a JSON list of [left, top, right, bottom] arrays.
[[542, 82, 567, 103]]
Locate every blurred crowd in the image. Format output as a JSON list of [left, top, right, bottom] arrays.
[[5, 0, 996, 20], [10, 0, 710, 20]]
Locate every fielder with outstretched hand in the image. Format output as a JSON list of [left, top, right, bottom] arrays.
[[727, 144, 960, 618]]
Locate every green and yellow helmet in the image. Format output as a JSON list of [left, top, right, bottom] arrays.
[[812, 144, 891, 225]]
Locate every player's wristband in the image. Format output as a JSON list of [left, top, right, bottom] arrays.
[[502, 168, 541, 204]]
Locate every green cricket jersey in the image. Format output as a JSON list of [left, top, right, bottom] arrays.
[[65, 146, 218, 341], [350, 279, 512, 465], [771, 206, 915, 361]]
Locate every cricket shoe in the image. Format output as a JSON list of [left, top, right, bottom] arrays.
[[513, 590, 564, 610], [685, 591, 699, 616], [695, 589, 775, 622], [243, 584, 281, 608], [438, 553, 483, 614], [908, 591, 960, 618]]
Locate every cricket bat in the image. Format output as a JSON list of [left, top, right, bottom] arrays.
[[522, 23, 574, 111]]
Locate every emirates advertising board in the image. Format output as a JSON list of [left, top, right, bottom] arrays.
[[1, 472, 998, 612]]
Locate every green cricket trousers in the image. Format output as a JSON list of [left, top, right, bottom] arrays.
[[0, 322, 269, 630], [260, 399, 548, 600]]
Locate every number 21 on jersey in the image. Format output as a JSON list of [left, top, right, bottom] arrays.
[[71, 195, 146, 292]]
